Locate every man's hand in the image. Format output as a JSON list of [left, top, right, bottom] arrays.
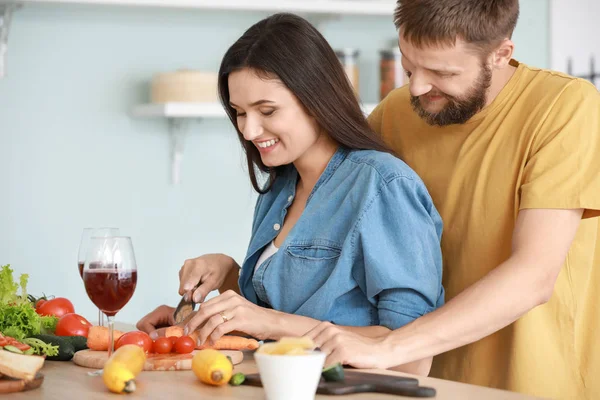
[[136, 305, 176, 339]]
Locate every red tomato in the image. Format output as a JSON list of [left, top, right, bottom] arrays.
[[0, 338, 7, 347], [36, 297, 75, 318], [12, 342, 31, 351], [35, 299, 46, 309], [55, 313, 91, 337], [167, 336, 178, 346], [174, 336, 195, 354], [115, 331, 153, 353], [152, 337, 173, 354]]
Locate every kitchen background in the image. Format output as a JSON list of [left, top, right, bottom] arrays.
[[0, 0, 597, 325]]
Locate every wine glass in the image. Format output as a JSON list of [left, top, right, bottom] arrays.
[[83, 236, 137, 357], [78, 227, 119, 327]]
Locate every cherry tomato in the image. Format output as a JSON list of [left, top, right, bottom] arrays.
[[115, 331, 153, 353], [168, 336, 178, 346], [36, 297, 75, 318], [55, 313, 92, 337], [174, 336, 195, 354], [152, 337, 173, 354]]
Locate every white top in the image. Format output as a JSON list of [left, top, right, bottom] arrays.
[[254, 241, 279, 272]]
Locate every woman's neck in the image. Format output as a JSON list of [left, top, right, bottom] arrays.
[[293, 135, 338, 194]]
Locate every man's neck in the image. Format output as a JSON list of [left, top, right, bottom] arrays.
[[485, 62, 518, 107]]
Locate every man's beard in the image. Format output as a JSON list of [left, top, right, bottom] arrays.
[[410, 63, 492, 126]]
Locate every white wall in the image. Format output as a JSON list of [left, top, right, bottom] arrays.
[[0, 2, 552, 326], [550, 0, 600, 86]]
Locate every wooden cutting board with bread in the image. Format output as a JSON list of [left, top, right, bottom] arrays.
[[75, 325, 258, 371], [0, 347, 46, 394]]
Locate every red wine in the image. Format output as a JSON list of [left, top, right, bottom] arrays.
[[78, 262, 84, 278], [83, 268, 137, 317]]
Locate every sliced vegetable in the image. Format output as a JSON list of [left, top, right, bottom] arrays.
[[3, 345, 23, 354], [229, 372, 246, 386]]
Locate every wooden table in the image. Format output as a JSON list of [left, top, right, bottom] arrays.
[[12, 352, 545, 400]]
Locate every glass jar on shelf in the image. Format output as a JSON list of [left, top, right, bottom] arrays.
[[335, 48, 360, 97], [379, 47, 406, 100]]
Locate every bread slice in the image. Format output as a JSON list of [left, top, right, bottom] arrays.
[[0, 351, 45, 381]]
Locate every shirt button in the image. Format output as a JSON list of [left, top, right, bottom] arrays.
[[287, 195, 294, 202], [273, 223, 281, 231]]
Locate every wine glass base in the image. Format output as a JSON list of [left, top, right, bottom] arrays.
[[87, 369, 104, 377]]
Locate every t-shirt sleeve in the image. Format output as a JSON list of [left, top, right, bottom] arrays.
[[520, 80, 600, 219], [354, 176, 445, 330]]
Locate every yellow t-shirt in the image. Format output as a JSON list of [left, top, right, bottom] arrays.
[[369, 60, 600, 400]]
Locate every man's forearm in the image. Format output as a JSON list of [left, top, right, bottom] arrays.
[[380, 256, 549, 368]]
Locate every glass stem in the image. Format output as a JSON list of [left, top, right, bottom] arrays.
[[107, 315, 115, 358], [98, 308, 105, 327]]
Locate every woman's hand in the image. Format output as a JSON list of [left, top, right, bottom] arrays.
[[184, 290, 277, 346], [305, 322, 389, 369], [179, 254, 238, 303]]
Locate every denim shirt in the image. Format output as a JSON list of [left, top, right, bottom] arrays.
[[239, 148, 445, 330]]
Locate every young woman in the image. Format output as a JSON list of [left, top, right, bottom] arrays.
[[137, 13, 444, 375]]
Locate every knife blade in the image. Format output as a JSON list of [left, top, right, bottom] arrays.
[[173, 285, 200, 325]]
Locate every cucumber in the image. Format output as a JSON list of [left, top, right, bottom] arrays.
[[3, 345, 23, 355], [31, 334, 75, 361], [229, 372, 246, 386], [68, 336, 88, 352], [322, 362, 345, 382]]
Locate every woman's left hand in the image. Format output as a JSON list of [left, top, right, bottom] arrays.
[[184, 290, 276, 346]]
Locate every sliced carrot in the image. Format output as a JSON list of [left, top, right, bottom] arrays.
[[163, 325, 258, 350], [163, 325, 199, 343], [164, 325, 185, 338], [197, 335, 259, 351], [87, 326, 125, 351]]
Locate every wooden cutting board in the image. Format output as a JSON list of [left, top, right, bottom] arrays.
[[0, 372, 44, 394], [242, 370, 436, 398], [72, 349, 243, 371]]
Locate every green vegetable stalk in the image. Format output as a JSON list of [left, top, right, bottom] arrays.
[[0, 265, 58, 341]]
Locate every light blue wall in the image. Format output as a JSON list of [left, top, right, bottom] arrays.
[[0, 1, 549, 324]]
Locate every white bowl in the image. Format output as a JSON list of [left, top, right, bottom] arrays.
[[254, 351, 326, 400]]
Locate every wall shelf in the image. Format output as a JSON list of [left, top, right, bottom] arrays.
[[0, 0, 396, 16], [131, 102, 378, 184], [131, 102, 377, 119]]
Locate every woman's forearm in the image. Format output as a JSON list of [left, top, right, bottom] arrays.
[[269, 310, 390, 340]]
